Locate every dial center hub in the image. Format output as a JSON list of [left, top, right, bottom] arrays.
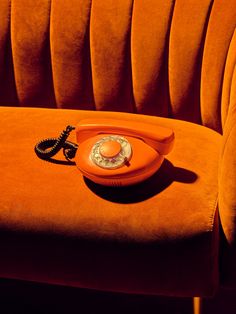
[[99, 140, 121, 158]]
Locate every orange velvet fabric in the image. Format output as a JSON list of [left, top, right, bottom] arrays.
[[0, 107, 220, 296], [51, 0, 94, 109], [0, 0, 234, 131], [169, 0, 212, 124], [1, 0, 236, 292], [219, 29, 236, 246], [218, 27, 236, 287], [201, 0, 236, 133]]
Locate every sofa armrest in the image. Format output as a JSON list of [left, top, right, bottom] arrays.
[[219, 53, 236, 245]]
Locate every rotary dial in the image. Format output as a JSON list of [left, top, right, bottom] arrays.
[[90, 135, 132, 169]]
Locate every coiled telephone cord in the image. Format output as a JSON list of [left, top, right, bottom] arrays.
[[34, 125, 78, 161]]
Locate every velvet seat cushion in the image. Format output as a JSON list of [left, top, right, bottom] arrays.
[[0, 107, 221, 297]]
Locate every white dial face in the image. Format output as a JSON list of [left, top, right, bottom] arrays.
[[90, 135, 132, 169]]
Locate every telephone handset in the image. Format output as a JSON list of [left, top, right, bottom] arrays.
[[35, 119, 174, 186]]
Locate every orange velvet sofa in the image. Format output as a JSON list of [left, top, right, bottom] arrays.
[[0, 0, 236, 312]]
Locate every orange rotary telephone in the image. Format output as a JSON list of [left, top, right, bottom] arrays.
[[35, 119, 174, 186]]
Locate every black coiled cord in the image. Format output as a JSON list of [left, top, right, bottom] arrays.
[[34, 125, 78, 161]]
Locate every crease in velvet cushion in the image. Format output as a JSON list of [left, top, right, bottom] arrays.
[[0, 107, 220, 296]]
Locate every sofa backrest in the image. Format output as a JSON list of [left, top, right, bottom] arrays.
[[0, 0, 236, 135]]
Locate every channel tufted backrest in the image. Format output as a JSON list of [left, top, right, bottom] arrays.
[[0, 0, 236, 134]]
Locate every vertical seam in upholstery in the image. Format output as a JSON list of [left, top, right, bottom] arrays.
[[207, 196, 219, 294], [219, 109, 236, 184], [6, 0, 11, 49], [166, 0, 176, 118], [218, 43, 234, 135], [87, 0, 95, 110], [128, 0, 136, 113], [9, 0, 19, 104], [89, 0, 97, 110], [208, 194, 219, 232], [130, 0, 135, 112], [196, 0, 214, 126], [210, 203, 220, 293], [220, 117, 236, 159], [167, 0, 176, 117], [48, 0, 56, 108], [218, 52, 234, 134], [9, 0, 14, 78], [201, 0, 234, 134], [222, 30, 236, 128]]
